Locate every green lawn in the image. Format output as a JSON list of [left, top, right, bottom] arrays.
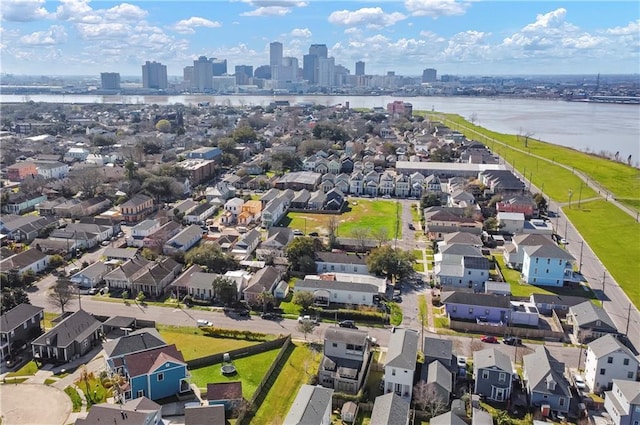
[[435, 113, 640, 202], [190, 348, 280, 399], [77, 376, 112, 407], [284, 199, 401, 240], [6, 360, 39, 377], [64, 386, 83, 413], [564, 200, 640, 308], [251, 343, 321, 425], [619, 198, 640, 211], [388, 302, 403, 326], [158, 325, 261, 361]]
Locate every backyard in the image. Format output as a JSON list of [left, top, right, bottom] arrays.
[[284, 199, 401, 240]]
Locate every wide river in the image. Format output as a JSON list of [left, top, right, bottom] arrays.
[[2, 93, 639, 160]]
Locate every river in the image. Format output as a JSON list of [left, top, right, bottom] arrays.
[[1, 93, 639, 160]]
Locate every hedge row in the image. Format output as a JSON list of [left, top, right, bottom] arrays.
[[315, 308, 388, 323], [201, 327, 268, 341]]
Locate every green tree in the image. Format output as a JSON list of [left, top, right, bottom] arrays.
[[49, 254, 65, 269], [483, 217, 499, 232], [217, 137, 237, 154], [142, 175, 181, 203], [212, 276, 237, 306], [140, 248, 158, 261], [533, 192, 548, 215], [185, 244, 239, 273], [366, 246, 416, 281], [420, 193, 442, 209], [232, 126, 256, 143], [257, 290, 275, 313], [297, 321, 316, 342], [292, 291, 315, 311], [285, 236, 322, 273], [1, 287, 30, 314], [155, 119, 172, 133], [49, 278, 75, 314]]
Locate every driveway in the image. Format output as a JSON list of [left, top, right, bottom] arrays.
[[0, 383, 71, 425]]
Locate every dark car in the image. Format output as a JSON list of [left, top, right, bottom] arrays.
[[502, 336, 522, 346], [308, 232, 319, 237], [261, 312, 278, 320], [235, 309, 250, 317], [392, 295, 403, 303], [408, 223, 415, 230], [338, 320, 358, 329], [481, 335, 499, 343]]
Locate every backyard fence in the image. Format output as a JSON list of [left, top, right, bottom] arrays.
[[186, 334, 290, 369], [449, 320, 566, 341]]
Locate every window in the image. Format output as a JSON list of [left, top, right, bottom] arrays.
[[482, 371, 489, 379], [547, 258, 550, 264], [157, 373, 164, 382], [137, 390, 145, 397], [536, 258, 539, 264], [469, 308, 474, 314], [468, 271, 471, 275], [559, 398, 565, 406], [546, 269, 549, 274], [600, 368, 606, 375], [499, 373, 506, 382], [332, 343, 337, 348], [392, 369, 396, 376], [628, 372, 634, 379], [607, 357, 613, 364], [623, 358, 629, 366], [23, 322, 27, 329], [452, 306, 457, 313]]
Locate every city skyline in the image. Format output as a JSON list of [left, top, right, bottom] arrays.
[[0, 1, 638, 77]]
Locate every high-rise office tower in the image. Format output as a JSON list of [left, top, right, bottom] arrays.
[[270, 41, 283, 81], [211, 58, 227, 76], [142, 61, 168, 89], [309, 44, 328, 59], [303, 54, 317, 83], [422, 68, 437, 83], [193, 56, 213, 91], [100, 72, 120, 90], [318, 57, 335, 87], [355, 61, 365, 76], [183, 66, 194, 84], [235, 65, 253, 85], [254, 65, 271, 80], [280, 57, 299, 81]]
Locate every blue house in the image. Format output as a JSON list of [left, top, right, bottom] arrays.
[[473, 347, 514, 402], [187, 147, 222, 162], [1, 193, 47, 214], [523, 346, 572, 415], [521, 243, 574, 287], [441, 291, 511, 324], [117, 344, 190, 401]]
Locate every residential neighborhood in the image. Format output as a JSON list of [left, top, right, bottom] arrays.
[[0, 100, 638, 425]]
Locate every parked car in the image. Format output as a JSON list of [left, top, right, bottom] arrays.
[[367, 335, 379, 347], [481, 335, 499, 343], [261, 312, 278, 320], [235, 309, 250, 317], [392, 295, 403, 303], [573, 374, 586, 390], [88, 287, 99, 295], [457, 356, 467, 368], [293, 229, 304, 236], [502, 336, 522, 346], [308, 232, 319, 237], [338, 320, 357, 329], [408, 223, 415, 230], [297, 315, 318, 325], [196, 319, 213, 327]]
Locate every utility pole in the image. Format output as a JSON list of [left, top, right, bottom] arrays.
[[579, 241, 584, 273], [578, 182, 584, 208], [625, 304, 631, 336], [602, 271, 606, 292]]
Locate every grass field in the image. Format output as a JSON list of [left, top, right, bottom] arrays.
[[284, 199, 401, 240], [158, 325, 260, 361], [250, 343, 321, 425], [6, 360, 38, 377], [564, 200, 640, 308], [435, 113, 640, 203], [189, 348, 280, 399]]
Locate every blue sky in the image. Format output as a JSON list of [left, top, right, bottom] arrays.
[[1, 0, 638, 77]]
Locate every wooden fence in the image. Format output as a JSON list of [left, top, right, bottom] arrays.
[[449, 320, 566, 341], [186, 335, 289, 369]]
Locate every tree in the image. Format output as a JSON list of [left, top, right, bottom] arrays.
[[232, 126, 256, 143], [185, 244, 239, 273], [75, 167, 104, 199], [78, 366, 93, 404], [326, 216, 338, 249], [49, 278, 75, 314], [155, 119, 172, 133], [483, 217, 499, 232], [217, 137, 237, 154], [257, 290, 275, 313], [533, 192, 548, 215], [366, 246, 415, 281], [421, 193, 442, 209], [1, 287, 30, 314], [350, 228, 370, 252], [212, 276, 237, 306], [140, 248, 158, 261], [292, 291, 315, 311], [518, 128, 534, 148], [413, 381, 448, 417], [286, 236, 322, 273], [49, 254, 65, 268], [370, 227, 389, 247], [297, 321, 316, 341], [142, 175, 182, 203]]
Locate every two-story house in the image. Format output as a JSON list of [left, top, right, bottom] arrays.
[[604, 380, 640, 425], [0, 304, 44, 361], [184, 203, 217, 225], [383, 328, 418, 400], [521, 243, 574, 287], [369, 393, 410, 425], [315, 252, 369, 275], [567, 301, 618, 343], [119, 194, 154, 223], [237, 200, 262, 226], [473, 347, 514, 402], [585, 334, 639, 393], [284, 385, 334, 425], [523, 346, 572, 415], [319, 328, 372, 395], [143, 221, 181, 252], [434, 244, 489, 291], [7, 162, 38, 181], [128, 220, 161, 248], [163, 225, 203, 256]]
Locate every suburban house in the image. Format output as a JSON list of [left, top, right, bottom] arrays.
[[497, 212, 525, 234], [119, 194, 154, 223], [504, 234, 556, 270], [284, 385, 333, 425], [169, 265, 219, 301], [261, 194, 290, 229], [441, 291, 511, 324], [424, 360, 453, 405], [319, 328, 372, 395], [104, 248, 139, 262], [1, 192, 47, 214], [423, 337, 454, 372], [231, 229, 261, 259], [242, 266, 282, 305], [567, 301, 618, 343], [523, 346, 572, 416], [143, 221, 181, 252], [423, 206, 483, 241], [369, 393, 410, 425], [431, 412, 467, 425], [184, 405, 225, 425], [434, 244, 490, 291], [521, 243, 574, 286], [128, 220, 161, 247], [584, 334, 639, 393], [315, 252, 369, 275], [112, 344, 190, 401], [0, 303, 44, 361], [104, 256, 182, 297], [163, 225, 203, 255], [0, 248, 50, 276], [104, 328, 168, 368], [256, 228, 294, 261], [473, 348, 514, 402], [70, 262, 110, 289], [604, 380, 640, 425], [237, 200, 262, 225], [206, 382, 244, 411], [294, 277, 378, 307], [34, 161, 69, 179], [0, 215, 58, 243], [31, 310, 102, 364], [7, 161, 38, 181], [185, 202, 217, 225], [75, 397, 164, 425], [529, 293, 590, 317], [383, 328, 418, 401]]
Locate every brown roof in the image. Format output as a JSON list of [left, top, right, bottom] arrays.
[[206, 381, 243, 401], [123, 344, 185, 378]]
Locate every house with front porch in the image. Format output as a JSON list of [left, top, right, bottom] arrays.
[[0, 248, 50, 276], [0, 304, 44, 362], [31, 310, 102, 364], [294, 277, 377, 307], [1, 192, 47, 214], [523, 346, 572, 415], [185, 202, 217, 225], [567, 301, 618, 343], [242, 266, 282, 305], [473, 347, 514, 402], [163, 225, 203, 256], [119, 194, 154, 223], [143, 221, 182, 252], [128, 220, 161, 248], [231, 229, 261, 259], [256, 228, 293, 261], [319, 328, 372, 395], [383, 328, 418, 401], [169, 264, 219, 301]]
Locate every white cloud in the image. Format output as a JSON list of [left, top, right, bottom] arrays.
[[404, 0, 468, 18], [173, 17, 221, 34], [55, 0, 95, 22], [20, 25, 67, 45], [240, 0, 307, 17], [76, 22, 130, 39], [241, 6, 292, 16], [605, 19, 640, 36], [328, 7, 406, 29], [290, 28, 312, 38], [105, 3, 148, 21], [1, 0, 51, 22], [522, 8, 573, 32]]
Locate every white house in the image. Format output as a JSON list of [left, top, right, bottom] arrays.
[[184, 203, 217, 225], [0, 248, 50, 275], [128, 220, 160, 247], [223, 270, 253, 298], [383, 328, 418, 401], [35, 162, 69, 179], [163, 225, 203, 255], [224, 198, 245, 219], [67, 147, 90, 160], [70, 262, 110, 289], [294, 278, 377, 307], [315, 252, 369, 275], [497, 212, 525, 234], [584, 334, 639, 393], [604, 380, 640, 425]]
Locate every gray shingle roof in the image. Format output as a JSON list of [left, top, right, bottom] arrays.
[[32, 310, 101, 349], [284, 385, 333, 425], [569, 301, 617, 329], [324, 328, 368, 345], [427, 360, 453, 393], [613, 379, 640, 404], [523, 346, 571, 397], [369, 393, 410, 425], [423, 337, 453, 364], [385, 328, 418, 371], [0, 303, 43, 333], [588, 334, 637, 359], [474, 347, 512, 374], [441, 291, 511, 309], [315, 251, 367, 265], [296, 279, 378, 294], [103, 328, 167, 358]]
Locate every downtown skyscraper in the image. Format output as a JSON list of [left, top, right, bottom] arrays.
[[142, 61, 168, 89]]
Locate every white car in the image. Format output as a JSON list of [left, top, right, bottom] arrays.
[[297, 315, 318, 325], [573, 374, 586, 390], [196, 319, 213, 327], [457, 356, 467, 368]]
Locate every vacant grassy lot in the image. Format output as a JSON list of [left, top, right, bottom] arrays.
[[564, 200, 640, 308], [6, 360, 39, 377], [190, 348, 280, 399], [284, 199, 401, 239], [251, 343, 321, 425], [436, 113, 640, 203], [158, 325, 260, 361]]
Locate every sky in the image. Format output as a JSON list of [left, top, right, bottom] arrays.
[[1, 0, 639, 77]]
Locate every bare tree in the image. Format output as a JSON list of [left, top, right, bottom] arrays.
[[297, 321, 316, 342], [518, 127, 535, 148], [371, 227, 389, 246], [48, 278, 75, 314], [469, 112, 478, 125], [413, 381, 448, 417], [326, 216, 339, 249], [75, 167, 105, 199], [350, 228, 370, 252]]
